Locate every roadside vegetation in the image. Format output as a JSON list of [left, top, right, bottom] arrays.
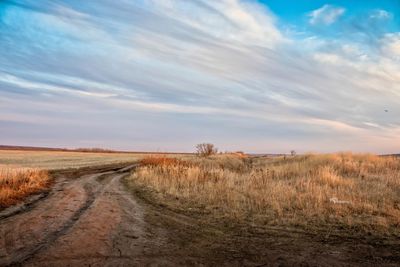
[[128, 153, 400, 234], [0, 166, 50, 208]]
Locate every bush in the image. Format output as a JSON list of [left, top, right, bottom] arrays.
[[196, 143, 218, 157]]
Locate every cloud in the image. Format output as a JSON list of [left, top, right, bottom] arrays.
[[370, 9, 392, 20], [308, 4, 345, 25], [381, 33, 400, 58], [0, 0, 399, 153]]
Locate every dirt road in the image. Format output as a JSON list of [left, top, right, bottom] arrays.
[[0, 164, 166, 266], [1, 164, 399, 267]]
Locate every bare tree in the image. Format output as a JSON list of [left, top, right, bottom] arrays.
[[196, 143, 218, 157], [290, 150, 297, 156]]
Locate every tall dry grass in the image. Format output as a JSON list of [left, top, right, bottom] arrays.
[[0, 166, 50, 208], [129, 153, 400, 232]]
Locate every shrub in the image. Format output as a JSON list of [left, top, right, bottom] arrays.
[[196, 143, 218, 157]]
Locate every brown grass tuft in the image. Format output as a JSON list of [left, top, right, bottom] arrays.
[[0, 166, 51, 208], [140, 155, 191, 167]]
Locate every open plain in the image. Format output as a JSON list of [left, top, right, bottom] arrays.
[[0, 150, 399, 266]]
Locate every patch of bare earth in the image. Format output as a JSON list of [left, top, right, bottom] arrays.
[[127, 182, 400, 267]]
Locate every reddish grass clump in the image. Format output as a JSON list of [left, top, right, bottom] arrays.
[[0, 167, 51, 208], [140, 156, 190, 167]]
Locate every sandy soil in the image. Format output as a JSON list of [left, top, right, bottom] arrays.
[[0, 163, 399, 267]]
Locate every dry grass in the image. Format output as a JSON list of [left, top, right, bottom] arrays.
[[0, 166, 50, 208], [140, 155, 191, 167], [129, 153, 400, 233]]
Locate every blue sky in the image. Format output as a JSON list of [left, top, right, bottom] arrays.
[[0, 0, 400, 153]]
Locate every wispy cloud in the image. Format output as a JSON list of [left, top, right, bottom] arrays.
[[370, 9, 392, 20], [381, 33, 400, 58], [308, 4, 345, 25]]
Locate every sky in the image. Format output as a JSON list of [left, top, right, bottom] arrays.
[[0, 0, 399, 154]]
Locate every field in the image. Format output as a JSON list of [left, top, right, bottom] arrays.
[[0, 149, 146, 169], [1, 150, 400, 266], [128, 153, 400, 234]]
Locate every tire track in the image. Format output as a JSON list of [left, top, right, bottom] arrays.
[[23, 171, 137, 266]]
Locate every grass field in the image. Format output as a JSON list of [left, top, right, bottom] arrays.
[[128, 153, 400, 234], [3, 149, 400, 234], [0, 150, 146, 169]]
